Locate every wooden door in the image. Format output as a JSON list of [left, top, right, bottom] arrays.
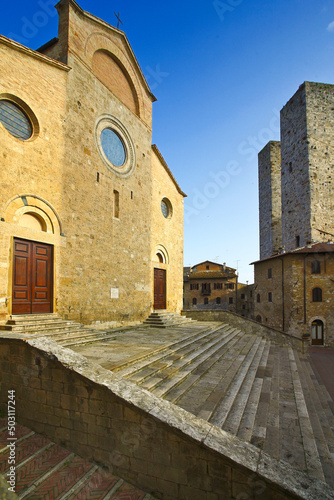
[[154, 268, 166, 310], [12, 238, 53, 315], [311, 320, 324, 346]]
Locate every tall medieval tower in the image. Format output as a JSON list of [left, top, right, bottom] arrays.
[[259, 82, 334, 258]]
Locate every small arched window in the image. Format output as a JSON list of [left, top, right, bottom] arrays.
[[311, 261, 321, 274], [192, 298, 197, 305], [257, 293, 261, 303], [204, 297, 209, 305], [256, 315, 262, 323], [312, 288, 322, 302]]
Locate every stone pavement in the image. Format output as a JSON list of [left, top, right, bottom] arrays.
[[309, 347, 334, 402], [66, 322, 334, 488], [0, 418, 156, 499]]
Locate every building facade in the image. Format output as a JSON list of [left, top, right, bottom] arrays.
[[255, 82, 334, 345], [0, 0, 185, 325], [183, 260, 252, 316]]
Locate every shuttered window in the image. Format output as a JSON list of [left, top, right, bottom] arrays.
[[0, 100, 32, 140]]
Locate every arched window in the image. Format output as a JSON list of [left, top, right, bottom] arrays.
[[257, 293, 261, 303], [311, 261, 321, 274], [192, 298, 197, 305], [256, 315, 262, 323], [204, 297, 209, 305], [312, 288, 322, 302]]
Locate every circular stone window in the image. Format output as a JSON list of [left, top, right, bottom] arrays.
[[95, 115, 135, 178], [101, 128, 126, 167], [0, 99, 33, 140], [161, 198, 173, 219]]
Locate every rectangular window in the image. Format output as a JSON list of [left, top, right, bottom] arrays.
[[225, 283, 234, 290], [268, 268, 272, 279], [268, 292, 272, 302], [113, 190, 119, 218], [229, 297, 233, 304], [241, 293, 245, 299]]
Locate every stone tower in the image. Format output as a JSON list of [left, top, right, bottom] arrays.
[[258, 81, 334, 257], [258, 141, 282, 259], [280, 82, 334, 252]]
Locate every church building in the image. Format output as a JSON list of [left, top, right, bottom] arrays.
[[0, 0, 185, 325], [253, 82, 334, 346]]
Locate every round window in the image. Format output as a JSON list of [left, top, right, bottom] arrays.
[[161, 198, 172, 219], [0, 100, 32, 140], [95, 115, 136, 178], [101, 128, 126, 167]]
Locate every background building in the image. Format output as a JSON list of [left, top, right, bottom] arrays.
[[0, 0, 185, 325], [255, 82, 334, 345], [183, 260, 252, 316]]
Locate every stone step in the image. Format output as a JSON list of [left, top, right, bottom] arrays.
[[288, 348, 326, 483], [149, 328, 243, 399], [237, 342, 273, 443], [223, 339, 270, 436], [128, 325, 234, 385], [175, 333, 261, 420], [144, 310, 194, 328], [293, 350, 334, 486], [165, 330, 245, 405], [113, 323, 227, 376], [1, 322, 83, 334], [208, 337, 264, 428], [0, 420, 155, 499], [124, 325, 235, 385]]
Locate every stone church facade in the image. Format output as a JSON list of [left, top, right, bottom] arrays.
[[254, 82, 334, 346], [0, 0, 185, 325]]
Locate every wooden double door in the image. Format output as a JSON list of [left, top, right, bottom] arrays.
[[12, 238, 53, 315], [154, 268, 166, 310]]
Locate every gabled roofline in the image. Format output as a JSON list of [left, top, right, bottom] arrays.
[[55, 0, 156, 102], [0, 35, 71, 72], [191, 260, 236, 271], [152, 144, 187, 197]]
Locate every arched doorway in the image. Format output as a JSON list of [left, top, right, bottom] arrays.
[[311, 320, 324, 346]]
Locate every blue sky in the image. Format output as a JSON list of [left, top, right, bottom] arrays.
[[1, 0, 334, 283]]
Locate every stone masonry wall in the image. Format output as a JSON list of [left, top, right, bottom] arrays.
[[0, 334, 331, 499], [280, 83, 311, 252], [151, 147, 185, 313], [0, 39, 69, 322], [305, 82, 334, 243], [258, 141, 282, 260]]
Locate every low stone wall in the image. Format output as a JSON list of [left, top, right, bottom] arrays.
[[0, 334, 330, 500], [182, 310, 308, 353]]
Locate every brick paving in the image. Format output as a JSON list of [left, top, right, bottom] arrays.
[[0, 420, 155, 499]]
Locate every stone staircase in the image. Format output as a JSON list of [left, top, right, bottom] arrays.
[[143, 310, 194, 328], [0, 419, 155, 499], [112, 324, 334, 487], [0, 314, 122, 348]]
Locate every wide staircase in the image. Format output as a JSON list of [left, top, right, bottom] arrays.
[[0, 419, 155, 499], [0, 314, 120, 348], [110, 323, 334, 487], [143, 310, 194, 328]]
